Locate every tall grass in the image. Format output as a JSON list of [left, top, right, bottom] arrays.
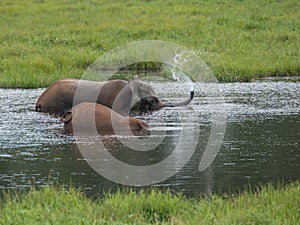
[[0, 0, 299, 87], [1, 182, 299, 224]]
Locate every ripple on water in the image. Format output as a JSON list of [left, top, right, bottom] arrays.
[[0, 82, 299, 195]]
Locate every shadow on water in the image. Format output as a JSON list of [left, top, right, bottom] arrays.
[[0, 81, 299, 198]]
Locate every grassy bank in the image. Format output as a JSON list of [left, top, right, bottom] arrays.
[[0, 0, 299, 88], [1, 182, 299, 224]]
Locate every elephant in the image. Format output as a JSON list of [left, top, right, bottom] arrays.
[[35, 77, 194, 115], [60, 102, 149, 135]]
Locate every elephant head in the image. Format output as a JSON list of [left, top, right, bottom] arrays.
[[120, 77, 194, 114]]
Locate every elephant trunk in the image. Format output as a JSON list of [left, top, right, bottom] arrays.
[[35, 104, 41, 112], [162, 91, 194, 108]]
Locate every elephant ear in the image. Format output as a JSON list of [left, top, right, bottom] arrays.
[[60, 110, 72, 123], [128, 78, 143, 110]]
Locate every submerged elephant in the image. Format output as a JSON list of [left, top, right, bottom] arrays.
[[35, 77, 194, 115], [60, 102, 149, 135]]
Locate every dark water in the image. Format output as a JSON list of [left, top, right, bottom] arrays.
[[0, 81, 299, 197]]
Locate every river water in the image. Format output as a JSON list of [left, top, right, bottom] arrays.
[[0, 81, 299, 197]]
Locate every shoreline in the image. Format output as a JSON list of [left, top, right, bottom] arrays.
[[1, 0, 298, 88], [1, 182, 299, 224]]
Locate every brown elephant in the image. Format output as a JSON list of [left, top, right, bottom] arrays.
[[60, 102, 149, 135], [35, 77, 194, 115]]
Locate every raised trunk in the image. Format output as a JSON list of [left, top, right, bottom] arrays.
[[162, 91, 194, 108]]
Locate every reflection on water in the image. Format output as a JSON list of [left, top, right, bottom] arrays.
[[0, 82, 299, 197]]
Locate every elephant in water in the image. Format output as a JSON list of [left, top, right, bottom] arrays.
[[60, 102, 149, 136], [35, 77, 194, 115]]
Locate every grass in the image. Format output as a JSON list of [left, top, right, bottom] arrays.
[[0, 0, 299, 87], [1, 182, 299, 224]]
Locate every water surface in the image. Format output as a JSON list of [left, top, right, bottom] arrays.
[[0, 81, 299, 197]]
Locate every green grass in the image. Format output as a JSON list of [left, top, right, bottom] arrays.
[[1, 182, 299, 224], [0, 0, 299, 87]]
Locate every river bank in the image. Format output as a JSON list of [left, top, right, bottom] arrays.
[[0, 0, 299, 88], [1, 182, 299, 224]]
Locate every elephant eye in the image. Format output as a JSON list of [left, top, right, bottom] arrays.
[[152, 98, 159, 104]]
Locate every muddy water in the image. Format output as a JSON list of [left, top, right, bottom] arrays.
[[0, 81, 299, 197]]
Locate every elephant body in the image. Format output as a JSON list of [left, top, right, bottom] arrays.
[[35, 78, 128, 114], [60, 102, 149, 135], [36, 77, 194, 115]]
